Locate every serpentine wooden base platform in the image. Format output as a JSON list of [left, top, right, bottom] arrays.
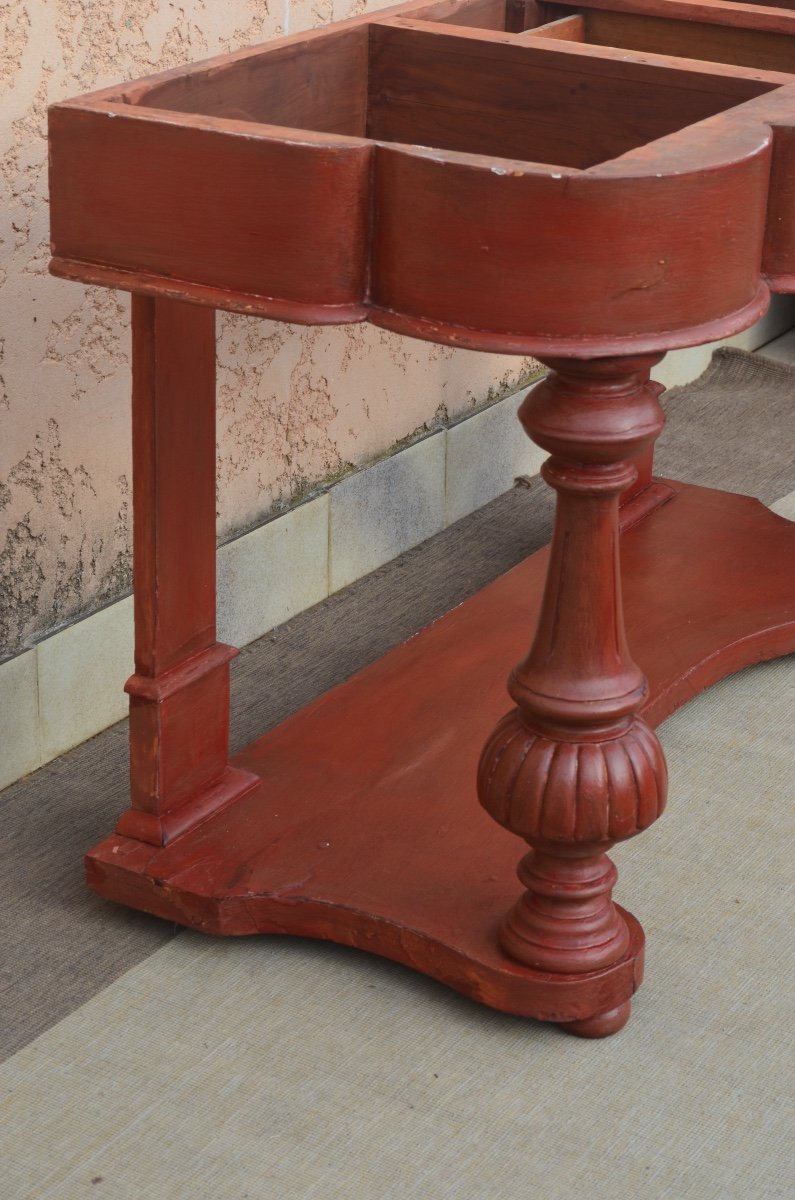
[[86, 479, 795, 1037]]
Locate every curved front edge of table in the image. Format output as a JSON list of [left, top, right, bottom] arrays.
[[85, 476, 795, 1036]]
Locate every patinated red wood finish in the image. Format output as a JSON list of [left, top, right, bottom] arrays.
[[478, 356, 670, 1034], [121, 297, 258, 846], [84, 478, 795, 1032], [47, 0, 795, 1037]]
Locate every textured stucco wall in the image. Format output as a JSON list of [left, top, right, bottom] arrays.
[[0, 0, 535, 662]]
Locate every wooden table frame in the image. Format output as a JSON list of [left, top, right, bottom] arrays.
[[48, 0, 795, 1037]]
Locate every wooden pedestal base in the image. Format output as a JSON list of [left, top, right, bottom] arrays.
[[86, 480, 795, 1035]]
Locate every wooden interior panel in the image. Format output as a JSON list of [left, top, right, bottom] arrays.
[[585, 11, 795, 73], [530, 14, 586, 37], [132, 28, 370, 136], [509, 0, 570, 30], [367, 24, 774, 169], [522, 0, 795, 38], [410, 0, 509, 27]]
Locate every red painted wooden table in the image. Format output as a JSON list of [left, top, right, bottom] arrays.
[[48, 0, 795, 1036]]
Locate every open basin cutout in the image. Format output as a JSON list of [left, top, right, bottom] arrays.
[[127, 23, 776, 170]]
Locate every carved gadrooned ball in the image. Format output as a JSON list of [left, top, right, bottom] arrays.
[[477, 710, 667, 843]]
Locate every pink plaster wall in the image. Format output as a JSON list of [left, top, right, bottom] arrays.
[[0, 0, 536, 660]]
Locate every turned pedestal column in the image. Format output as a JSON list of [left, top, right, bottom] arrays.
[[478, 354, 670, 1036]]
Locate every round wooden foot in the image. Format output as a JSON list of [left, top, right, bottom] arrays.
[[558, 1001, 632, 1039]]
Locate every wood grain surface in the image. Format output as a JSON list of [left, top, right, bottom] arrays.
[[85, 480, 795, 1027], [118, 297, 258, 847]]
